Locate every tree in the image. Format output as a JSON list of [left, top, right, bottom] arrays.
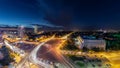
[[91, 47, 100, 52], [82, 47, 89, 52], [0, 46, 14, 66]]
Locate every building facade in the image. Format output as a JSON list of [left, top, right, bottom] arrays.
[[83, 39, 106, 50]]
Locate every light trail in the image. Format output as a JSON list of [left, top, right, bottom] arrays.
[[28, 33, 75, 68], [4, 40, 25, 57], [4, 32, 76, 68], [28, 42, 53, 68]]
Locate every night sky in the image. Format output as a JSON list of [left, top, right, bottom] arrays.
[[0, 0, 120, 29]]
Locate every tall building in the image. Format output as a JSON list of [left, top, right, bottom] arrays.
[[33, 25, 38, 34], [18, 25, 25, 39]]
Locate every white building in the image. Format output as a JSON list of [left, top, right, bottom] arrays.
[[83, 39, 106, 50], [75, 36, 106, 50]]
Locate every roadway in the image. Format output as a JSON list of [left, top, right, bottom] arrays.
[[3, 33, 76, 68]]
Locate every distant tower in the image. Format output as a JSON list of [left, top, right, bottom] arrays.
[[18, 25, 25, 39], [33, 25, 38, 34]]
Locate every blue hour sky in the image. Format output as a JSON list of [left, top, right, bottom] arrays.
[[0, 0, 120, 29]]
